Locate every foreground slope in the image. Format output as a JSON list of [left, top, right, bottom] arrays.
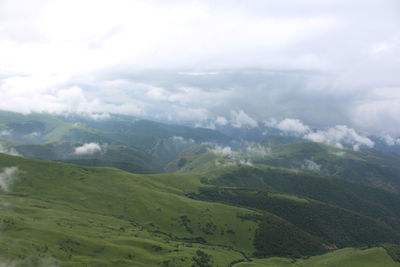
[[0, 153, 260, 266], [1, 153, 400, 266]]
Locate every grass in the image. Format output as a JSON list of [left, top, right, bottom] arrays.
[[1, 152, 400, 266], [235, 247, 400, 267], [0, 196, 245, 266], [0, 153, 258, 266]]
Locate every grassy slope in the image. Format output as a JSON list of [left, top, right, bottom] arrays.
[[172, 142, 400, 193], [258, 142, 400, 192], [0, 111, 230, 168], [236, 247, 400, 267], [8, 142, 161, 173], [1, 153, 400, 265], [0, 110, 113, 145], [0, 153, 259, 266], [203, 165, 400, 230]]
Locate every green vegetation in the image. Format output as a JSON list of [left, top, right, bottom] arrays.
[[382, 243, 400, 262], [255, 142, 400, 193], [190, 187, 400, 250], [2, 111, 400, 266], [202, 166, 400, 228], [235, 247, 400, 267], [1, 152, 400, 265], [0, 153, 259, 266]]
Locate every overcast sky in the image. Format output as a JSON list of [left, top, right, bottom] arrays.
[[1, 0, 400, 136]]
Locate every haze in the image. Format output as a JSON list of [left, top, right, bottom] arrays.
[[1, 0, 399, 136]]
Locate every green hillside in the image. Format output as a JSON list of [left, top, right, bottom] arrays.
[[0, 110, 113, 145], [75, 116, 231, 166], [2, 111, 400, 266], [0, 153, 259, 265], [236, 247, 400, 267], [201, 166, 400, 229], [0, 141, 161, 173], [171, 141, 400, 193], [1, 153, 400, 266], [255, 142, 400, 192], [0, 111, 232, 168]]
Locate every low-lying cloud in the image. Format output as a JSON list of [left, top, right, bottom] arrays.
[[0, 145, 20, 156], [209, 143, 271, 168], [245, 143, 271, 157], [209, 146, 238, 158], [214, 159, 253, 168], [267, 118, 310, 134], [74, 143, 102, 155], [382, 134, 400, 146], [0, 166, 19, 192], [304, 125, 374, 150], [301, 159, 321, 173], [268, 118, 375, 150], [171, 136, 195, 144], [230, 110, 258, 129], [0, 130, 12, 137]]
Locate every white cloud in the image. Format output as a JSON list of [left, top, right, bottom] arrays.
[[265, 118, 375, 151], [0, 0, 340, 80], [215, 116, 228, 126], [351, 88, 400, 136], [214, 158, 252, 168], [74, 143, 102, 155], [245, 143, 271, 157], [301, 159, 321, 172], [381, 134, 400, 146], [238, 160, 253, 166], [267, 118, 310, 134], [230, 110, 258, 128], [0, 145, 20, 156], [214, 159, 237, 168], [209, 146, 238, 158], [0, 130, 12, 136], [87, 112, 111, 120], [171, 136, 194, 144], [304, 125, 374, 150], [178, 72, 218, 76], [174, 107, 209, 122], [25, 132, 41, 138], [0, 166, 19, 192], [0, 0, 399, 135], [0, 76, 144, 116]]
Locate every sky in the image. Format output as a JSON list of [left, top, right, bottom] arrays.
[[1, 0, 400, 137]]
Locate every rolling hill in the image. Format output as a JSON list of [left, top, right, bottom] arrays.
[[170, 141, 400, 193], [1, 153, 400, 266], [1, 111, 400, 266]]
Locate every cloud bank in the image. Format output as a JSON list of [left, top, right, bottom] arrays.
[[382, 134, 400, 146], [304, 125, 374, 150], [268, 118, 375, 150], [0, 0, 399, 135]]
